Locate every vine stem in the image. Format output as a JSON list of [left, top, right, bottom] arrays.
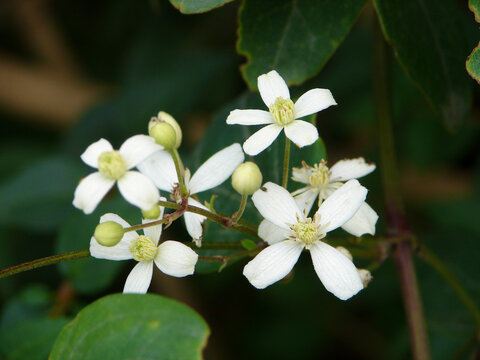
[[372, 15, 431, 360], [282, 137, 291, 188], [0, 250, 90, 279], [169, 149, 187, 195], [232, 194, 248, 222]]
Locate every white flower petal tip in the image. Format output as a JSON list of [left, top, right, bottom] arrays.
[[243, 241, 303, 289], [294, 88, 337, 119], [80, 138, 113, 168], [310, 242, 363, 300], [242, 124, 283, 156], [284, 120, 319, 148], [226, 109, 273, 126], [258, 219, 289, 245], [155, 241, 198, 277], [123, 262, 154, 294], [73, 172, 114, 214], [342, 202, 379, 237], [329, 158, 376, 182], [119, 135, 163, 169], [189, 143, 245, 195], [257, 70, 290, 107], [117, 171, 160, 211], [252, 182, 303, 229]]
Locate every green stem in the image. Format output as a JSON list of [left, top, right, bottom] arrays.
[[282, 137, 291, 188], [417, 242, 480, 329], [232, 195, 248, 222], [169, 149, 187, 195], [372, 15, 430, 360], [0, 250, 90, 279]]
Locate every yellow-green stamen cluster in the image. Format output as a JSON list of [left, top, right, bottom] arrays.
[[269, 97, 295, 126], [291, 218, 323, 247], [309, 161, 330, 188], [98, 151, 127, 180], [129, 235, 158, 262]]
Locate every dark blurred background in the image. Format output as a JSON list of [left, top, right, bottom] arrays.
[[0, 1, 479, 359]]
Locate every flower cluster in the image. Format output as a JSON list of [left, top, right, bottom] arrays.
[[73, 71, 377, 299]]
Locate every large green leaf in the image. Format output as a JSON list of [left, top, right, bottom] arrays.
[[50, 294, 209, 360], [189, 92, 326, 272], [237, 0, 367, 89], [374, 0, 473, 129], [470, 0, 480, 22], [467, 1, 480, 84], [169, 0, 234, 14]]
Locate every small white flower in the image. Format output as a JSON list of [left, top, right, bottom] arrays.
[[291, 158, 378, 237], [90, 209, 198, 294], [138, 143, 245, 244], [226, 70, 337, 156], [244, 180, 367, 300], [73, 135, 162, 214]]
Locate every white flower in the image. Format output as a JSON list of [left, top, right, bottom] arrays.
[[244, 180, 367, 300], [90, 210, 198, 294], [73, 135, 162, 214], [226, 70, 337, 156], [290, 158, 378, 237], [138, 143, 245, 243]]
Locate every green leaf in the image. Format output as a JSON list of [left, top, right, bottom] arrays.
[[373, 0, 473, 129], [169, 0, 234, 14], [238, 0, 367, 88], [0, 155, 84, 231], [469, 0, 480, 23], [467, 2, 480, 84], [50, 294, 209, 360], [0, 317, 69, 360], [189, 92, 326, 272]]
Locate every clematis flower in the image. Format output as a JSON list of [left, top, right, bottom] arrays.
[[90, 210, 198, 294], [138, 143, 244, 244], [226, 70, 336, 156], [291, 158, 378, 237], [73, 135, 162, 214], [244, 180, 367, 300]]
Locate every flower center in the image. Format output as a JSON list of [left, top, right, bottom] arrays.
[[291, 219, 322, 247], [129, 235, 157, 262], [98, 151, 127, 180], [309, 162, 330, 188], [269, 97, 295, 126]]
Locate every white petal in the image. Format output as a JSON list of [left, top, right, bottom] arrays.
[[329, 158, 376, 181], [252, 182, 303, 229], [189, 143, 245, 195], [226, 109, 274, 125], [117, 171, 160, 210], [80, 138, 113, 168], [243, 124, 283, 156], [154, 240, 198, 277], [258, 219, 290, 245], [315, 179, 367, 233], [99, 213, 138, 243], [123, 261, 154, 294], [119, 135, 163, 169], [294, 188, 319, 217], [137, 150, 178, 192], [184, 197, 207, 241], [284, 120, 319, 148], [73, 172, 115, 215], [243, 240, 303, 289], [309, 242, 363, 300], [341, 202, 378, 237], [294, 89, 337, 118], [257, 70, 290, 107], [142, 213, 164, 246], [291, 166, 311, 185]]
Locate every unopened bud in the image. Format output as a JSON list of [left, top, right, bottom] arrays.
[[149, 111, 183, 149], [358, 269, 372, 288], [142, 205, 161, 219], [149, 122, 177, 149], [232, 162, 262, 195], [94, 221, 124, 247], [336, 246, 353, 261]]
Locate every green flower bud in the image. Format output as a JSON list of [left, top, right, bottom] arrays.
[[149, 122, 177, 150], [141, 205, 161, 219], [94, 221, 124, 247], [158, 111, 182, 149], [231, 162, 262, 195]]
